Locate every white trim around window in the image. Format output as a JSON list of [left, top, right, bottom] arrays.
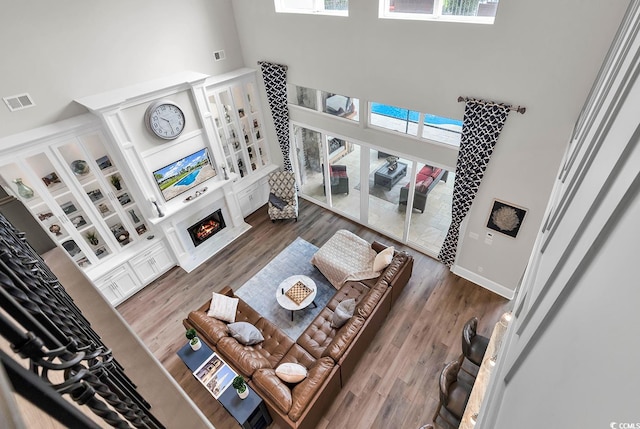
[[379, 0, 497, 24], [275, 0, 348, 16]]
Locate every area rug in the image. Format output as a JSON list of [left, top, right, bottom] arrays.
[[235, 237, 334, 340]]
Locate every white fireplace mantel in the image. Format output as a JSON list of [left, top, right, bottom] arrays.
[[147, 174, 250, 273]]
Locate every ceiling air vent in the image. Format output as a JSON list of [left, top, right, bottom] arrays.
[[3, 93, 35, 112]]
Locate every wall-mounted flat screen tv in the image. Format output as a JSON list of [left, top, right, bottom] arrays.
[[153, 148, 217, 202]]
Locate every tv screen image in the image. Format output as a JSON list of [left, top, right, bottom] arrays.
[[153, 148, 217, 201]]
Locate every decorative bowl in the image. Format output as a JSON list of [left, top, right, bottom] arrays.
[[71, 160, 90, 176]]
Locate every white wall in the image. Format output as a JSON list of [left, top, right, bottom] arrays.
[[0, 0, 631, 295], [481, 2, 640, 426], [230, 0, 630, 294], [0, 0, 243, 139]]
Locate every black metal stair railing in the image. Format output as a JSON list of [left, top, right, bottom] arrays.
[[0, 212, 165, 429]]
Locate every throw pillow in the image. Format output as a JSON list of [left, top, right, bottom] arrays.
[[419, 166, 433, 177], [416, 177, 433, 193], [269, 192, 288, 210], [228, 322, 264, 345], [275, 363, 308, 383], [373, 246, 395, 272], [331, 298, 356, 329], [207, 292, 239, 323]]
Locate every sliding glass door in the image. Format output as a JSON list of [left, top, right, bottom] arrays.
[[326, 136, 360, 220], [292, 123, 452, 257], [293, 126, 326, 205], [367, 149, 409, 241]]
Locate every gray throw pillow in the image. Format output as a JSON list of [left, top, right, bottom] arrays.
[[331, 298, 356, 329], [269, 192, 287, 210], [228, 322, 264, 345]]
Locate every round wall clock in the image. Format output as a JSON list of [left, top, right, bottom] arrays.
[[144, 100, 186, 140]]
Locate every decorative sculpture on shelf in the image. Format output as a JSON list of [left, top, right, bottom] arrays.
[[149, 196, 164, 217], [386, 156, 399, 172]]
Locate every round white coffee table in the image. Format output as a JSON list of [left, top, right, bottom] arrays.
[[276, 275, 318, 321]]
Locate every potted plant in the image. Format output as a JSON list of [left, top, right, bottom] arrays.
[[110, 174, 122, 190], [232, 375, 249, 399], [86, 231, 99, 246], [185, 328, 201, 351]]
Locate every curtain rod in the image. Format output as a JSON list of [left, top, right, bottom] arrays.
[[457, 96, 526, 114], [257, 61, 288, 71]]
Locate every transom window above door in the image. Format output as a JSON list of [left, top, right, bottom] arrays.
[[275, 0, 348, 16], [369, 102, 463, 147], [379, 0, 499, 24]]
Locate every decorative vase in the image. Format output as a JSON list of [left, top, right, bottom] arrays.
[[190, 337, 201, 351], [237, 388, 249, 399], [129, 209, 140, 223], [89, 237, 99, 246], [13, 178, 34, 199]]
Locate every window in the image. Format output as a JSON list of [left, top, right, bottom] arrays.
[[322, 91, 358, 120], [288, 85, 360, 122], [422, 113, 463, 144], [275, 0, 348, 16], [380, 0, 499, 23], [370, 102, 462, 146], [290, 85, 318, 110], [370, 103, 420, 136]]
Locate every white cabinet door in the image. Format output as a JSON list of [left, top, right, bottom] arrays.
[[130, 241, 175, 284], [237, 176, 270, 217], [95, 265, 141, 306], [238, 182, 259, 217], [97, 281, 121, 304]]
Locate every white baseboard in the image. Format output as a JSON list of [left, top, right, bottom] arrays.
[[452, 265, 515, 300]]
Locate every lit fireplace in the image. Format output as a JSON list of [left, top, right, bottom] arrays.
[[187, 209, 226, 247]]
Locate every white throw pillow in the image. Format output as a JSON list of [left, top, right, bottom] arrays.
[[207, 292, 239, 323], [373, 246, 395, 272], [228, 322, 264, 345], [275, 363, 308, 383], [331, 298, 356, 329]]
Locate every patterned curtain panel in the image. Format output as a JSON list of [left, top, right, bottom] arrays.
[[438, 99, 511, 267], [259, 61, 292, 171]]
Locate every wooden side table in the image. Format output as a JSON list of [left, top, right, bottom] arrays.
[[219, 384, 272, 429], [177, 342, 272, 429], [177, 341, 214, 371]]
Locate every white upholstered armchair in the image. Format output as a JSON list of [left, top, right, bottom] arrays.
[[268, 171, 298, 222]]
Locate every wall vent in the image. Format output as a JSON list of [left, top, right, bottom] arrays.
[[3, 93, 35, 112], [213, 50, 226, 61]]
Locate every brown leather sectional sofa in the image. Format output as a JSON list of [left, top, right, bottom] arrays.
[[183, 241, 414, 429]]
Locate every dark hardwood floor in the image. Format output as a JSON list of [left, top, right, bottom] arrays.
[[117, 199, 509, 429]]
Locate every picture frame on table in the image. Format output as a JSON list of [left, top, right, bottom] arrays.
[[117, 193, 131, 206], [135, 224, 147, 235], [193, 352, 236, 399], [61, 201, 77, 215], [87, 189, 104, 202], [41, 172, 61, 187], [96, 155, 112, 170]]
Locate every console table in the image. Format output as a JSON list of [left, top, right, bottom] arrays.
[[374, 162, 408, 190], [177, 342, 272, 429]]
